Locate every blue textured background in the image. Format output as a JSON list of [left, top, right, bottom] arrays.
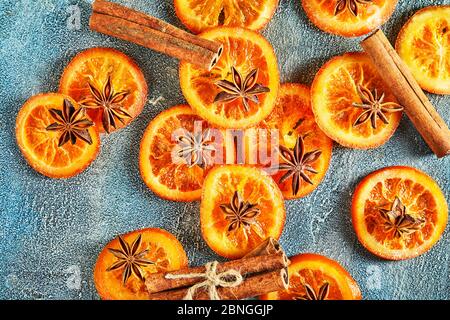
[[0, 0, 449, 300]]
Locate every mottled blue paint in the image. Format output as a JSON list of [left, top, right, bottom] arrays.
[[0, 0, 449, 300]]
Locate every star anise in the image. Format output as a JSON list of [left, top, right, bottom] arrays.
[[177, 128, 215, 168], [106, 234, 154, 285], [220, 191, 261, 233], [295, 282, 330, 300], [79, 76, 131, 133], [46, 98, 94, 147], [335, 0, 373, 17], [379, 197, 425, 238], [214, 67, 270, 112], [276, 136, 322, 196], [352, 85, 404, 129]]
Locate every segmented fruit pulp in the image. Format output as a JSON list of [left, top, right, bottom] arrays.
[[364, 178, 438, 250]]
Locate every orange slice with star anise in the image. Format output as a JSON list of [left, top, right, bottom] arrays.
[[59, 47, 148, 133], [179, 27, 279, 129], [311, 52, 403, 149], [260, 253, 362, 300], [200, 165, 285, 259], [352, 166, 448, 260], [94, 228, 188, 300], [396, 6, 450, 94], [174, 0, 279, 34], [243, 83, 333, 199], [15, 93, 100, 178], [140, 105, 233, 202], [302, 0, 398, 37]]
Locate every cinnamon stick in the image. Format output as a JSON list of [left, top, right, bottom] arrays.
[[148, 268, 289, 300], [361, 29, 450, 158], [90, 0, 222, 70], [145, 252, 288, 294], [244, 237, 282, 257]]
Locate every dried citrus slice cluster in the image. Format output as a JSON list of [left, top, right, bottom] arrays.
[[261, 253, 361, 300], [396, 6, 450, 94], [94, 228, 188, 300], [16, 47, 148, 178], [302, 0, 398, 37], [174, 0, 279, 33], [352, 166, 448, 260]]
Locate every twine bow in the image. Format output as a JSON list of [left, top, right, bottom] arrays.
[[165, 261, 243, 300]]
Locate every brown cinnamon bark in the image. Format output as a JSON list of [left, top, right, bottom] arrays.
[[361, 29, 450, 158], [90, 1, 222, 70], [145, 252, 289, 294], [148, 268, 289, 300], [92, 0, 222, 54], [244, 237, 282, 257]]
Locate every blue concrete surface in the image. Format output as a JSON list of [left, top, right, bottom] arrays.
[[0, 0, 449, 300]]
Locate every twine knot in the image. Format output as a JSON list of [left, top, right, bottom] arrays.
[[165, 261, 243, 300]]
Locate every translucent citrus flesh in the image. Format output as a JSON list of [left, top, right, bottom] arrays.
[[312, 53, 402, 148], [94, 229, 188, 300], [278, 268, 343, 300], [60, 48, 147, 132], [16, 94, 99, 177], [148, 112, 215, 193], [353, 167, 448, 260], [180, 28, 279, 129], [175, 0, 278, 32], [261, 254, 361, 300], [251, 84, 333, 198], [201, 166, 285, 258], [364, 178, 438, 250], [302, 0, 397, 37], [396, 7, 450, 93]]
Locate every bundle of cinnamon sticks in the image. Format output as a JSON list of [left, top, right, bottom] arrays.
[[90, 0, 223, 70], [145, 238, 290, 300]]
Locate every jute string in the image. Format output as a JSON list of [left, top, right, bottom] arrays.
[[165, 261, 243, 300]]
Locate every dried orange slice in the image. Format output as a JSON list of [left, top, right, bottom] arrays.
[[15, 93, 100, 179], [179, 27, 279, 129], [200, 165, 285, 259], [244, 84, 333, 199], [302, 0, 398, 37], [311, 52, 403, 149], [140, 105, 232, 202], [59, 47, 148, 134], [396, 6, 450, 94], [261, 253, 361, 300], [352, 166, 448, 260], [94, 228, 188, 300], [174, 0, 279, 34]]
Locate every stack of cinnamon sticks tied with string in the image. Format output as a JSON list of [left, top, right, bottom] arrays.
[[145, 238, 290, 300], [89, 0, 223, 70]]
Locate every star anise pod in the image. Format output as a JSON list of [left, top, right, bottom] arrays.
[[46, 98, 94, 147], [79, 76, 131, 133], [177, 128, 215, 168], [214, 67, 270, 112], [295, 282, 330, 300], [379, 197, 425, 238], [335, 0, 373, 16], [106, 234, 154, 285], [276, 136, 322, 196], [352, 85, 404, 129], [220, 191, 261, 233]]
